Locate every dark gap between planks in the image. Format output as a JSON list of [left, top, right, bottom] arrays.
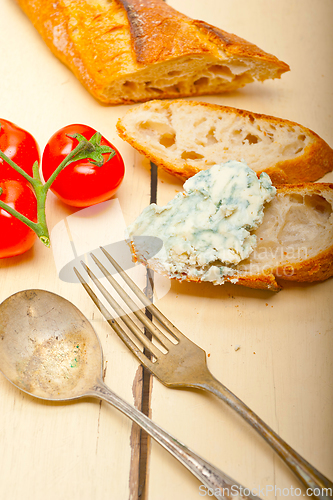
[[136, 161, 158, 499]]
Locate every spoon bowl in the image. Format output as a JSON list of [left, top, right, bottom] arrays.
[[0, 289, 102, 400]]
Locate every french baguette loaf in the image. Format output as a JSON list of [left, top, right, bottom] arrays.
[[117, 100, 333, 183], [129, 182, 333, 291], [16, 0, 289, 104]]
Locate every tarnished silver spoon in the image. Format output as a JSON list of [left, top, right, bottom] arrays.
[[0, 289, 257, 500]]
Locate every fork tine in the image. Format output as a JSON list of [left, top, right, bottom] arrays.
[[79, 261, 165, 359], [90, 252, 172, 350], [74, 267, 149, 364], [74, 267, 159, 368], [74, 267, 113, 321], [91, 252, 144, 314], [100, 246, 155, 308], [101, 246, 185, 341]]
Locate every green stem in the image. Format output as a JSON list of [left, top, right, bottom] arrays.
[[0, 151, 34, 184], [43, 140, 93, 191], [0, 134, 112, 248], [34, 183, 50, 246], [0, 196, 48, 241], [32, 160, 42, 183]]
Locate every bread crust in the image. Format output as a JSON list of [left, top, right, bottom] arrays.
[[117, 0, 288, 68], [116, 99, 333, 183], [16, 0, 289, 104], [129, 183, 333, 291], [143, 263, 283, 292], [117, 0, 205, 64], [223, 183, 333, 289], [265, 183, 333, 284], [192, 20, 286, 66]]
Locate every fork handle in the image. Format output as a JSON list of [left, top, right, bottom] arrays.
[[198, 373, 333, 498], [88, 380, 259, 500]]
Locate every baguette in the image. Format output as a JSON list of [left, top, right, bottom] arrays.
[[127, 164, 333, 291], [117, 100, 333, 183], [16, 0, 289, 104]]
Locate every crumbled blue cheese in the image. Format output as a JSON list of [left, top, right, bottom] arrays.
[[127, 160, 276, 283]]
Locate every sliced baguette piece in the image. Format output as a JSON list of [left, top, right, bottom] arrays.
[[117, 100, 333, 183], [16, 0, 289, 104], [129, 183, 333, 291]]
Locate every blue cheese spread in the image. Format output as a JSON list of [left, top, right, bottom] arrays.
[[127, 160, 276, 283]]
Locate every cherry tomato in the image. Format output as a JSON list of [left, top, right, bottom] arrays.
[[0, 179, 37, 258], [0, 119, 40, 181], [42, 124, 125, 207]]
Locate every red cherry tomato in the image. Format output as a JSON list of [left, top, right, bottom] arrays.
[[0, 179, 37, 258], [42, 124, 125, 207], [0, 119, 40, 181]]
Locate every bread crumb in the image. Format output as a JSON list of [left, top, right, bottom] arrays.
[[253, 351, 256, 354], [234, 345, 241, 351], [208, 353, 211, 357], [265, 303, 268, 306]]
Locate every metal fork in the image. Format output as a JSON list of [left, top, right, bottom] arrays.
[[76, 247, 333, 498]]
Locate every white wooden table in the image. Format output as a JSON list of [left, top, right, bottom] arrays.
[[0, 1, 332, 499]]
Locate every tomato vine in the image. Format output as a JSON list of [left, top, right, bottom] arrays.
[[0, 132, 115, 248]]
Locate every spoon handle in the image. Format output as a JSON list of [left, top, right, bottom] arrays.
[[88, 381, 258, 500]]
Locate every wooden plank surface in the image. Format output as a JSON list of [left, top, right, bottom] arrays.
[[0, 0, 332, 499]]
